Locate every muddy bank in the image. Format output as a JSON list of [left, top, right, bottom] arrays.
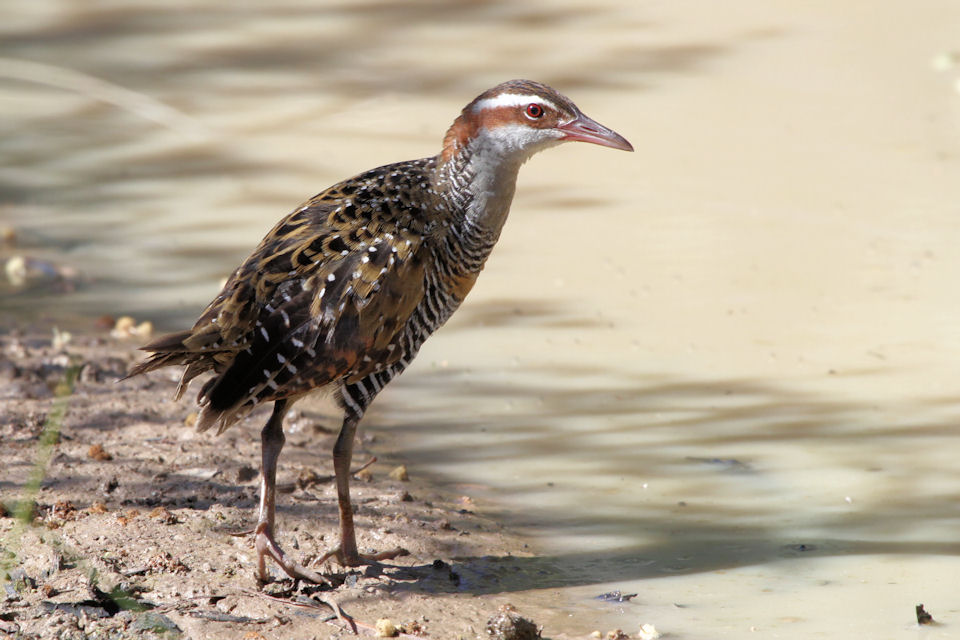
[[0, 331, 596, 639]]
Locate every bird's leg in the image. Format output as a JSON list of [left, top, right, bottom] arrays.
[[253, 399, 331, 585], [332, 415, 360, 563], [317, 413, 409, 567]]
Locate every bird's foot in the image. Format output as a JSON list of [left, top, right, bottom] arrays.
[[315, 544, 410, 568], [311, 591, 357, 634], [254, 523, 332, 585]]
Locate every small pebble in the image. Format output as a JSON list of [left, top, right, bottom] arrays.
[[87, 502, 108, 515], [638, 623, 661, 640], [236, 465, 258, 483], [297, 469, 324, 488], [148, 507, 177, 525], [354, 467, 374, 482], [99, 475, 119, 495], [4, 256, 27, 287], [111, 316, 153, 340], [375, 618, 399, 637], [87, 444, 113, 461], [51, 328, 72, 351], [485, 604, 541, 640]]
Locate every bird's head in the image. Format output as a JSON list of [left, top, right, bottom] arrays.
[[442, 79, 633, 165]]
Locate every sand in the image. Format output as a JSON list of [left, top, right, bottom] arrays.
[[0, 331, 550, 639]]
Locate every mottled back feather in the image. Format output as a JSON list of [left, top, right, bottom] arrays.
[[131, 158, 441, 433]]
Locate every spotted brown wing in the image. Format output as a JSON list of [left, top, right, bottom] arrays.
[[189, 197, 427, 432]]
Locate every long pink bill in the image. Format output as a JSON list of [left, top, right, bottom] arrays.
[[558, 112, 633, 152]]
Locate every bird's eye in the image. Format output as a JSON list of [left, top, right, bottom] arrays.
[[525, 103, 544, 119]]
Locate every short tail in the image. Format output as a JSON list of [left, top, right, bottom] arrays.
[[124, 329, 214, 401], [123, 330, 193, 378], [139, 329, 195, 354], [126, 329, 251, 434]]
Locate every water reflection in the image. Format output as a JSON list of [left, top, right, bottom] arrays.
[[370, 291, 960, 600], [0, 0, 751, 331]]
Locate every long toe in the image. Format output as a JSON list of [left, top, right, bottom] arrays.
[[360, 547, 410, 564], [311, 592, 357, 634], [254, 523, 332, 585], [316, 545, 410, 568]]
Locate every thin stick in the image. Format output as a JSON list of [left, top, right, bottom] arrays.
[[351, 456, 377, 476], [247, 589, 357, 634], [0, 57, 210, 139]]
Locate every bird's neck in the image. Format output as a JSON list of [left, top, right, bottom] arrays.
[[437, 125, 528, 244]]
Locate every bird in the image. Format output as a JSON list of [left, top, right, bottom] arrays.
[[128, 79, 632, 584]]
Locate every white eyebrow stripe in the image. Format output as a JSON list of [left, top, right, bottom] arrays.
[[472, 93, 558, 113]]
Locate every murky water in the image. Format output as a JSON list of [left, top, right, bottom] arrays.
[[4, 1, 960, 637]]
